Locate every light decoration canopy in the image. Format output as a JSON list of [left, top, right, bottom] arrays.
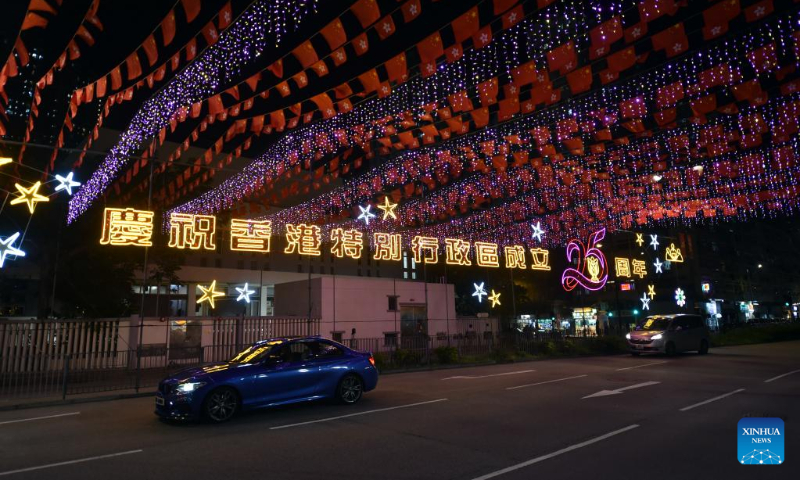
[[236, 283, 256, 303], [197, 280, 225, 309], [357, 205, 376, 225], [472, 282, 488, 303], [11, 181, 49, 214], [0, 232, 26, 268], [55, 172, 81, 196]]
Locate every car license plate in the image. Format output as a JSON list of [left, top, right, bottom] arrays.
[[635, 344, 644, 350], [155, 396, 165, 406]]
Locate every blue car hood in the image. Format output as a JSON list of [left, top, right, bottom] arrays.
[[162, 361, 247, 384]]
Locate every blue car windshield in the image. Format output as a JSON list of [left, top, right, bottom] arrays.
[[636, 318, 671, 331], [229, 342, 282, 364]]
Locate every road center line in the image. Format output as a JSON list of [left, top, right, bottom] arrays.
[[270, 398, 448, 430], [679, 388, 745, 412], [616, 361, 667, 371], [506, 375, 588, 390], [469, 424, 640, 480], [442, 370, 535, 380], [0, 450, 142, 477], [0, 412, 80, 426], [764, 369, 800, 383]]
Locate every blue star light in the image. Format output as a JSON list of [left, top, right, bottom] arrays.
[[531, 222, 545, 242], [55, 172, 81, 196], [357, 205, 376, 225], [472, 282, 488, 303], [236, 283, 256, 303], [0, 232, 26, 268]]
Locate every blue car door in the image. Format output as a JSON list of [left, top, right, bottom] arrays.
[[253, 342, 318, 405], [306, 341, 350, 396]]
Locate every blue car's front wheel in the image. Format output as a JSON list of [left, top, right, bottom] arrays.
[[337, 374, 363, 405], [203, 387, 239, 422]]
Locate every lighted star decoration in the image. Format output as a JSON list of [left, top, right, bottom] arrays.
[[488, 289, 501, 308], [647, 284, 656, 300], [640, 293, 651, 311], [649, 234, 659, 250], [10, 181, 49, 214], [235, 283, 256, 303], [357, 204, 376, 225], [653, 257, 663, 274], [0, 157, 12, 167], [54, 172, 81, 196], [675, 288, 686, 308], [376, 196, 398, 220], [531, 222, 545, 242], [197, 280, 225, 308], [635, 233, 644, 247], [472, 282, 488, 303], [0, 232, 26, 268]]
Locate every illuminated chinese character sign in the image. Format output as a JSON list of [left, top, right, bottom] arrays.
[[561, 228, 608, 292]]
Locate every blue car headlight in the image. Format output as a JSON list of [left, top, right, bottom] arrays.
[[177, 381, 207, 393]]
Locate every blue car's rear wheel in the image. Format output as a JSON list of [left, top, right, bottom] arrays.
[[337, 374, 363, 404], [203, 387, 239, 422]]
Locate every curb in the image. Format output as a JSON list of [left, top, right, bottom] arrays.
[[0, 391, 155, 412]]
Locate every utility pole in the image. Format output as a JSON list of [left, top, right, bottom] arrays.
[[135, 159, 154, 393]]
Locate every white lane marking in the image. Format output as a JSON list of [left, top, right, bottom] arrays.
[[679, 388, 745, 412], [442, 370, 535, 380], [616, 361, 667, 371], [270, 398, 448, 430], [582, 381, 660, 399], [764, 369, 800, 383], [506, 375, 588, 391], [0, 412, 80, 426], [0, 450, 142, 477], [469, 424, 640, 480]]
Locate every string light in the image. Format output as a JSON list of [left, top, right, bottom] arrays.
[[100, 208, 155, 246]]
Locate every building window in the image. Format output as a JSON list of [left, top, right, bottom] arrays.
[[200, 257, 207, 267], [331, 331, 343, 342], [384, 333, 398, 347], [237, 260, 244, 269], [387, 296, 399, 311], [320, 266, 325, 275], [250, 261, 258, 270], [297, 264, 303, 273], [214, 259, 222, 268]]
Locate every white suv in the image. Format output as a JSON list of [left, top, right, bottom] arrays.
[[626, 314, 710, 356]]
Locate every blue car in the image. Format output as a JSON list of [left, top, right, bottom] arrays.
[[155, 336, 378, 422]]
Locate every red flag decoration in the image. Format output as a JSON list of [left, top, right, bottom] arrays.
[[321, 19, 346, 50], [566, 66, 592, 94], [651, 23, 688, 58], [207, 94, 224, 115], [401, 0, 422, 23], [202, 22, 219, 45], [452, 7, 479, 43], [376, 15, 395, 40], [311, 93, 335, 118], [417, 32, 444, 64], [748, 43, 777, 74], [493, 0, 518, 15], [142, 35, 158, 66], [386, 53, 407, 82], [163, 10, 176, 45], [606, 46, 636, 73], [267, 59, 283, 78], [501, 5, 523, 30], [358, 69, 380, 94], [744, 0, 773, 22], [655, 81, 684, 108], [702, 0, 740, 40], [351, 0, 380, 28], [125, 52, 142, 80], [180, 0, 201, 23], [218, 2, 232, 29], [473, 26, 492, 49], [353, 33, 369, 56], [292, 41, 318, 68], [589, 17, 622, 59], [546, 41, 578, 75], [619, 97, 646, 118]]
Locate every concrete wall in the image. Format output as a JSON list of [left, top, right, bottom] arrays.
[[275, 276, 456, 339]]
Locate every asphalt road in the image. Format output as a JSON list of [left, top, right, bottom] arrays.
[[1, 341, 798, 480]]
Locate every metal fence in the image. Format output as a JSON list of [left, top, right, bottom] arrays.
[[0, 326, 619, 403]]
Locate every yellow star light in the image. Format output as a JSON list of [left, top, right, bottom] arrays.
[[0, 157, 12, 167], [377, 196, 398, 220], [197, 280, 225, 309], [488, 290, 501, 308], [10, 181, 49, 214]]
